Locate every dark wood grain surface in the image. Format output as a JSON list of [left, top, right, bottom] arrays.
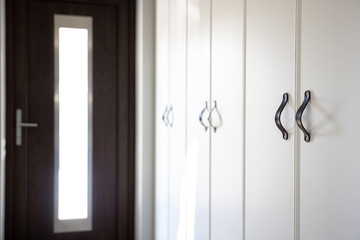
[[5, 0, 135, 239]]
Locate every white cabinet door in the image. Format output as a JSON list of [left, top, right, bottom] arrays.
[[186, 0, 211, 239], [211, 0, 245, 239], [155, 0, 169, 239], [168, 0, 187, 239], [299, 1, 360, 239], [245, 0, 296, 239]]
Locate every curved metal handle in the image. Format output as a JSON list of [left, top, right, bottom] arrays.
[[275, 93, 289, 140], [162, 106, 169, 126], [208, 101, 218, 133], [199, 101, 209, 131], [166, 105, 174, 127], [296, 90, 311, 142]]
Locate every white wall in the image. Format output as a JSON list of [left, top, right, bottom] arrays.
[[136, 0, 155, 239], [0, 0, 5, 239]]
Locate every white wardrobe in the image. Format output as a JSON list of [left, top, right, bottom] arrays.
[[155, 0, 360, 239]]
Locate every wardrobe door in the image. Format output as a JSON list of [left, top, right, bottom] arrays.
[[245, 0, 296, 239], [210, 0, 245, 239], [186, 0, 211, 239], [299, 1, 360, 239], [155, 0, 169, 239], [168, 0, 187, 239]]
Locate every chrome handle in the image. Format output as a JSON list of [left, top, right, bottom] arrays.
[[275, 93, 289, 140], [199, 101, 209, 131], [166, 105, 174, 127], [162, 106, 169, 126], [208, 101, 218, 133], [296, 90, 311, 142], [17, 123, 39, 127], [16, 109, 39, 146]]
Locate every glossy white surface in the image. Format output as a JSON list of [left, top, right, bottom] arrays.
[[245, 0, 295, 239], [155, 0, 169, 238], [211, 0, 245, 239], [299, 1, 360, 239], [186, 0, 211, 239], [157, 1, 360, 239], [168, 0, 187, 239]]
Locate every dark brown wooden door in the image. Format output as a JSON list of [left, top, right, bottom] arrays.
[[5, 0, 135, 240]]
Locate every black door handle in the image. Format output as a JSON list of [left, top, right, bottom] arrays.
[[275, 93, 289, 140], [296, 90, 311, 142]]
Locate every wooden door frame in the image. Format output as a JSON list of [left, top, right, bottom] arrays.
[[5, 0, 135, 239]]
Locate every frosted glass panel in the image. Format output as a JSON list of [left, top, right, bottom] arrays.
[[54, 15, 92, 233], [58, 27, 89, 220]]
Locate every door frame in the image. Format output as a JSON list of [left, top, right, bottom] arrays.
[[5, 0, 135, 239], [0, 0, 6, 239]]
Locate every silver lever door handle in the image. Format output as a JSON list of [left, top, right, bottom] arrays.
[[16, 109, 39, 146], [162, 106, 169, 127], [166, 105, 174, 127], [199, 101, 209, 131], [208, 100, 219, 133]]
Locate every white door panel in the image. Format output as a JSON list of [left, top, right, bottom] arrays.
[[211, 0, 244, 239], [155, 0, 169, 239], [300, 1, 360, 239], [169, 0, 187, 239], [186, 0, 211, 239], [245, 0, 296, 239]]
